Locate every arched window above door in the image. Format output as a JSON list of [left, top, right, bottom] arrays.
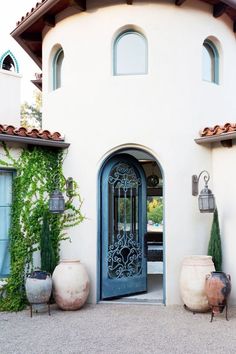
[[53, 47, 64, 90], [113, 30, 148, 75], [202, 39, 219, 84], [0, 50, 19, 73]]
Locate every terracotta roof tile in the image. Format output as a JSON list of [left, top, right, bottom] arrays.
[[15, 127, 28, 137], [16, 0, 47, 26], [201, 123, 236, 137], [0, 124, 64, 141]]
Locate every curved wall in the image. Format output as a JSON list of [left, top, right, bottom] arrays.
[[42, 0, 236, 304]]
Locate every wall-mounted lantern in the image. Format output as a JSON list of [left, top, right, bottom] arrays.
[[49, 177, 74, 214], [49, 189, 65, 214], [192, 170, 216, 213]]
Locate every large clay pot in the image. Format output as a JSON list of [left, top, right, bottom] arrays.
[[180, 255, 215, 312], [52, 260, 90, 310], [205, 271, 231, 314], [25, 271, 52, 305]]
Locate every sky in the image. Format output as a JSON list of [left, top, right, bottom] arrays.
[[1, 0, 40, 104]]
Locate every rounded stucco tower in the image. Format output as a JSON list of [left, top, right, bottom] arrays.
[[12, 0, 236, 305]]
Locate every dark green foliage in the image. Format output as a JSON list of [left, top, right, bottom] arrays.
[[0, 143, 84, 311], [40, 213, 56, 275], [208, 208, 222, 271]]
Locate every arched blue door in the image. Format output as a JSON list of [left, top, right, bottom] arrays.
[[100, 154, 147, 299]]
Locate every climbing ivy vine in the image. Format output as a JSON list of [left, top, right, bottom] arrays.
[[0, 142, 84, 311]]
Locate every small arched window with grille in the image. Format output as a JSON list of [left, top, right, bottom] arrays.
[[113, 30, 148, 76], [0, 51, 19, 73], [202, 40, 219, 84], [53, 48, 64, 90]]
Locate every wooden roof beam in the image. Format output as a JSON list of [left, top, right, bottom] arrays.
[[213, 2, 228, 17], [21, 33, 42, 42], [175, 0, 186, 6]]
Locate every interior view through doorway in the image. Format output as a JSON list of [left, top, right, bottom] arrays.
[[100, 148, 164, 304]]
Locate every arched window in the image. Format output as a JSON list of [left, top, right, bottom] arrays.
[[0, 50, 19, 73], [0, 170, 13, 277], [202, 40, 219, 84], [53, 48, 64, 90], [114, 30, 147, 75]]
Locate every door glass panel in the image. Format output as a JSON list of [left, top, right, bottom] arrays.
[[107, 162, 142, 279]]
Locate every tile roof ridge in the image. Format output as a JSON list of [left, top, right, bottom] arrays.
[[16, 0, 48, 26], [0, 123, 64, 141], [200, 123, 236, 137]]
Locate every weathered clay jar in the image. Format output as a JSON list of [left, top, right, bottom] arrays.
[[180, 255, 215, 312], [52, 260, 90, 310], [205, 271, 231, 314], [25, 271, 52, 305]]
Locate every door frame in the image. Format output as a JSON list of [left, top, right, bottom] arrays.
[[97, 145, 166, 304], [100, 153, 147, 299]]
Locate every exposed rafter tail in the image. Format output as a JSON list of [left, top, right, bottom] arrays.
[[73, 0, 86, 11], [233, 20, 236, 32], [43, 15, 55, 27], [213, 2, 228, 18], [175, 0, 186, 6]]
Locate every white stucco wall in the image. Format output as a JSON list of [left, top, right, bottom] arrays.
[[212, 143, 236, 304], [41, 0, 236, 304], [0, 69, 21, 126]]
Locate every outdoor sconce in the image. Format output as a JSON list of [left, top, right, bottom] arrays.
[[192, 170, 216, 213], [49, 177, 74, 214], [49, 190, 65, 214]]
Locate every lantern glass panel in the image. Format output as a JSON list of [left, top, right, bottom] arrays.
[[198, 188, 215, 213], [49, 190, 65, 214]]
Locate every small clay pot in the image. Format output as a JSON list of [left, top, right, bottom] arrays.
[[205, 271, 231, 314]]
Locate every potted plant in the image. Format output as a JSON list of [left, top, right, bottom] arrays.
[[208, 208, 222, 271], [25, 270, 52, 317], [25, 212, 54, 316]]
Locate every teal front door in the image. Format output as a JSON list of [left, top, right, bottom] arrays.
[[100, 154, 147, 299]]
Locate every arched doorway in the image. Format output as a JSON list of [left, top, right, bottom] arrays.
[[99, 147, 164, 304]]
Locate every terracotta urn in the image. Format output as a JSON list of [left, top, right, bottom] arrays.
[[52, 260, 90, 310], [180, 255, 215, 312], [205, 271, 231, 314]]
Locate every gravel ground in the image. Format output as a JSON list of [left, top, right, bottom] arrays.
[[1, 303, 236, 354]]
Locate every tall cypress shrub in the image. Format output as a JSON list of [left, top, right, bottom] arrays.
[[40, 212, 56, 275], [208, 208, 222, 271]]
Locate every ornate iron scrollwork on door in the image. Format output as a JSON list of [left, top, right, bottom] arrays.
[[108, 232, 142, 278], [107, 162, 143, 279], [108, 162, 141, 192]]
